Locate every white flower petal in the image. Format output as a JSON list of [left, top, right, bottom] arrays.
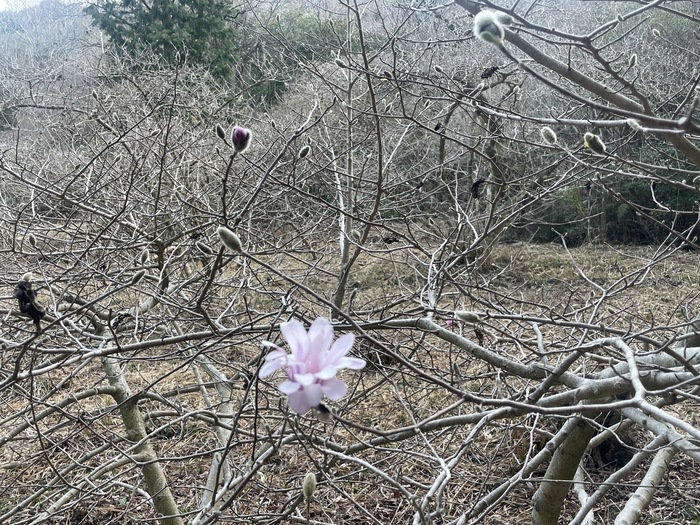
[[316, 365, 338, 380], [308, 317, 334, 353], [259, 360, 283, 378], [321, 378, 347, 400], [264, 349, 287, 360], [303, 383, 323, 409], [294, 373, 315, 386], [338, 356, 366, 370], [281, 320, 310, 360], [258, 350, 288, 378], [287, 361, 307, 379], [326, 333, 355, 364], [288, 390, 312, 414], [279, 380, 301, 394]]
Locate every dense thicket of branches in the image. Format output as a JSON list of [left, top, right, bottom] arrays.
[[1, 1, 700, 524]]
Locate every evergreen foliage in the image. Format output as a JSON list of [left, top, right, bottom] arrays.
[[85, 0, 242, 80], [84, 2, 341, 102]]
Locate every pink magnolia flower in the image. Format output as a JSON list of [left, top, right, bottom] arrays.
[[259, 317, 366, 414], [231, 125, 251, 153]]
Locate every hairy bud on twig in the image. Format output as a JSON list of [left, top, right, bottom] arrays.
[[454, 310, 481, 323], [473, 10, 505, 45], [28, 233, 37, 248], [495, 11, 514, 26], [196, 241, 215, 256], [131, 269, 147, 285], [217, 226, 243, 252], [139, 249, 150, 265], [434, 65, 444, 74], [628, 53, 637, 68], [651, 28, 660, 38], [303, 472, 317, 500], [335, 58, 347, 69], [626, 119, 642, 131], [22, 272, 33, 282], [583, 132, 607, 155], [216, 124, 226, 141], [298, 144, 311, 159], [540, 126, 558, 145]]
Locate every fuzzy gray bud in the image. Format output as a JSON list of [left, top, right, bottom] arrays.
[[139, 249, 150, 265], [303, 472, 317, 500], [626, 119, 642, 131], [22, 272, 33, 282], [217, 226, 243, 252], [454, 310, 481, 323], [216, 124, 226, 140], [298, 144, 311, 159], [495, 11, 513, 26], [473, 10, 505, 45], [28, 233, 37, 248], [628, 53, 637, 68], [434, 65, 444, 74], [196, 241, 215, 256], [335, 58, 347, 69], [584, 132, 607, 155], [540, 126, 558, 145], [131, 269, 147, 285]]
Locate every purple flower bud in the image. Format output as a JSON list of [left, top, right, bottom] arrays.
[[231, 125, 252, 153]]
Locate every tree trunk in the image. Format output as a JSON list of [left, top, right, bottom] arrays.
[[531, 416, 598, 525]]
